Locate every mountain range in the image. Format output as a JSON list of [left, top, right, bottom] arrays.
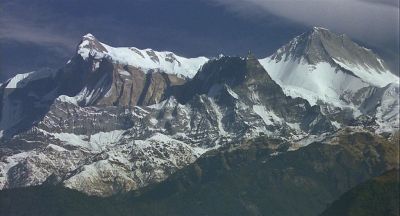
[[0, 27, 398, 214]]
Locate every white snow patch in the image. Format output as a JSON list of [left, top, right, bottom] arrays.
[[290, 133, 329, 150], [118, 69, 131, 76], [331, 121, 341, 129], [226, 87, 239, 99], [47, 144, 67, 152], [149, 118, 158, 125], [253, 105, 281, 126], [51, 130, 125, 151], [57, 95, 79, 106], [209, 99, 228, 136]]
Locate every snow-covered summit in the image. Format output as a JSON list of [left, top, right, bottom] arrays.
[[260, 26, 399, 102], [76, 33, 208, 78], [264, 27, 398, 88], [260, 27, 399, 130]]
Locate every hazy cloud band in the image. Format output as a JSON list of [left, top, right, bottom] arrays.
[[210, 0, 399, 47]]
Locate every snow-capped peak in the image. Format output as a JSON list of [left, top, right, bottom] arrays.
[[76, 33, 208, 78], [263, 27, 398, 88], [259, 27, 399, 121], [82, 33, 95, 39], [77, 33, 109, 60]]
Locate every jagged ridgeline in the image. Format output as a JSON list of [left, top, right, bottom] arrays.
[[0, 27, 399, 201]]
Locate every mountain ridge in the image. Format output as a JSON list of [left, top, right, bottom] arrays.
[[0, 27, 398, 196], [0, 130, 398, 216], [76, 33, 209, 78]]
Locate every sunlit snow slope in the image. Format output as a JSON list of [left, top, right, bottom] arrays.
[[77, 34, 208, 78], [259, 27, 399, 131]]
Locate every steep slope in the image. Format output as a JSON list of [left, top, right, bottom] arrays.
[[259, 27, 399, 131], [320, 169, 399, 216], [0, 131, 398, 216]]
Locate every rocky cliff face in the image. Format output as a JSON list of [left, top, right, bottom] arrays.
[[69, 58, 187, 107], [53, 34, 195, 108]]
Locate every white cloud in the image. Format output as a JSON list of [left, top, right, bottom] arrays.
[[0, 16, 75, 51], [210, 0, 399, 46]]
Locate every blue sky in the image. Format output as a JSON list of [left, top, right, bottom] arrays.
[[0, 0, 398, 80]]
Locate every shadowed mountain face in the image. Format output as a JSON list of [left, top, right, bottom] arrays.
[[320, 169, 400, 216], [0, 131, 398, 216], [173, 54, 333, 134], [174, 55, 280, 102], [0, 39, 72, 81], [119, 131, 398, 216]]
